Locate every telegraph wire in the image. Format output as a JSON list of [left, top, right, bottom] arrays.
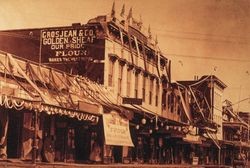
[[165, 53, 250, 62], [159, 33, 250, 45], [1, 32, 250, 62], [151, 27, 250, 40]]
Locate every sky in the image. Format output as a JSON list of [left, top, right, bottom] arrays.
[[0, 0, 250, 112]]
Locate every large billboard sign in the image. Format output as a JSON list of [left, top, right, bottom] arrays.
[[40, 26, 96, 64]]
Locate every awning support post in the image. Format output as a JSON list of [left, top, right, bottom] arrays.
[[218, 148, 221, 165], [32, 110, 38, 164]]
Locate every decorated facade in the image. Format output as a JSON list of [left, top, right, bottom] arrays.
[[0, 2, 249, 167]]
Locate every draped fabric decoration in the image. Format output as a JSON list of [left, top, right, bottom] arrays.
[[0, 95, 25, 111]]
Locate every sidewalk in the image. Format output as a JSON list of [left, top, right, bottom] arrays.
[[0, 160, 234, 168]]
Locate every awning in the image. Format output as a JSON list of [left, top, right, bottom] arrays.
[[103, 111, 134, 147], [0, 52, 124, 124]]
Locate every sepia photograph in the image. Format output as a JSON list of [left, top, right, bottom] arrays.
[[0, 0, 249, 167]]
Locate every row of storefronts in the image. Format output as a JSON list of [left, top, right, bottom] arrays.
[[0, 3, 249, 167], [0, 51, 248, 167]]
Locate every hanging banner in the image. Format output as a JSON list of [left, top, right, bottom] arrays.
[[103, 111, 134, 147]]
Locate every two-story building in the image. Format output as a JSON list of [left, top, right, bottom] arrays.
[[0, 4, 192, 164], [179, 75, 227, 165], [222, 100, 250, 167]]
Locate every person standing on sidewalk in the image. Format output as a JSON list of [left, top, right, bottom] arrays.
[[0, 109, 8, 160]]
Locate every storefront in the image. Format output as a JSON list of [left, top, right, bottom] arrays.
[[0, 94, 101, 162]]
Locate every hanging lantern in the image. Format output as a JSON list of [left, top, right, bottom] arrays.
[[141, 118, 146, 125], [178, 127, 182, 132], [38, 105, 44, 112], [182, 127, 189, 134], [165, 125, 169, 130], [149, 129, 153, 134], [161, 122, 164, 127], [150, 119, 154, 123], [136, 125, 140, 130], [54, 107, 59, 113], [155, 126, 159, 131], [44, 106, 49, 112], [50, 107, 54, 112]]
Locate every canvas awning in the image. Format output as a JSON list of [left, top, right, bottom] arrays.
[[0, 52, 105, 123]]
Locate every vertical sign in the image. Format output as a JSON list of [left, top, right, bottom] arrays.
[[40, 26, 96, 63], [103, 111, 134, 147]]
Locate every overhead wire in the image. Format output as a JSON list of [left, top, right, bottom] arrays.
[[1, 31, 250, 63]]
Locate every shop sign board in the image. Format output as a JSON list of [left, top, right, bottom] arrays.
[[103, 111, 134, 147], [192, 157, 199, 165], [122, 97, 142, 105], [40, 26, 96, 64]]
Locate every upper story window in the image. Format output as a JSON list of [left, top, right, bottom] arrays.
[[149, 78, 154, 105], [162, 89, 167, 109], [123, 34, 129, 47], [127, 68, 132, 97], [155, 82, 159, 107], [176, 96, 181, 115], [168, 90, 175, 113], [108, 24, 121, 43], [135, 73, 139, 98], [160, 57, 166, 70], [142, 75, 146, 102], [131, 38, 137, 52], [108, 59, 115, 87], [138, 41, 143, 56], [118, 64, 123, 96]]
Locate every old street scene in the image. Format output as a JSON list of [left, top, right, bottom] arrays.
[[0, 1, 249, 168]]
